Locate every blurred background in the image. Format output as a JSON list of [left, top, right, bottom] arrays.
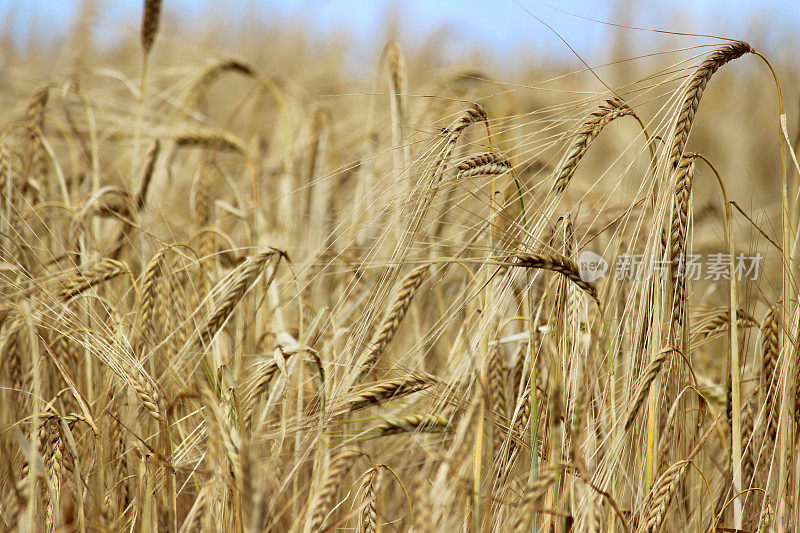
[[3, 0, 798, 67]]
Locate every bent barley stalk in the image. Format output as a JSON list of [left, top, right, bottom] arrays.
[[174, 131, 247, 154], [667, 41, 751, 168], [639, 422, 715, 532], [640, 460, 690, 532], [552, 97, 635, 195], [54, 259, 127, 302], [335, 374, 435, 414], [184, 59, 256, 109], [511, 465, 562, 533], [456, 151, 512, 180], [372, 413, 451, 436], [625, 348, 674, 430], [513, 252, 599, 304], [241, 349, 295, 429], [692, 308, 760, 341], [430, 103, 488, 183], [197, 250, 282, 347]]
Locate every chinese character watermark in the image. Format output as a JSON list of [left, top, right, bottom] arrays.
[[578, 252, 762, 282]]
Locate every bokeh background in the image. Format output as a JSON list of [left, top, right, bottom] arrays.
[[4, 0, 799, 65]]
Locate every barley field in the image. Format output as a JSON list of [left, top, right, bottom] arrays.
[[1, 1, 799, 531]]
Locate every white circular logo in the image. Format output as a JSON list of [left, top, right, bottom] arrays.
[[577, 250, 608, 283]]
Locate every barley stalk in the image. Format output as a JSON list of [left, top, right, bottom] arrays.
[[624, 348, 674, 430], [692, 308, 760, 341], [639, 421, 716, 532], [456, 151, 512, 180], [513, 252, 599, 304], [552, 97, 634, 195], [110, 139, 160, 259], [761, 306, 780, 448], [335, 374, 434, 414], [174, 131, 247, 154], [358, 264, 430, 380], [357, 467, 379, 533], [667, 42, 751, 168], [54, 259, 126, 302], [197, 250, 281, 347], [487, 345, 507, 454], [431, 103, 488, 183], [25, 85, 50, 195], [307, 448, 361, 533], [184, 59, 256, 109], [372, 413, 451, 436], [669, 154, 695, 348], [140, 0, 162, 56], [511, 465, 562, 533]]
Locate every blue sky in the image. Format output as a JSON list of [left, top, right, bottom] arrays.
[[4, 1, 798, 64]]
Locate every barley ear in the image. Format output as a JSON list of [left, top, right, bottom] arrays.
[[140, 0, 162, 57]]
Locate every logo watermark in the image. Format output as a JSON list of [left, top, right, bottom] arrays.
[[577, 252, 763, 282], [577, 250, 609, 282]]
